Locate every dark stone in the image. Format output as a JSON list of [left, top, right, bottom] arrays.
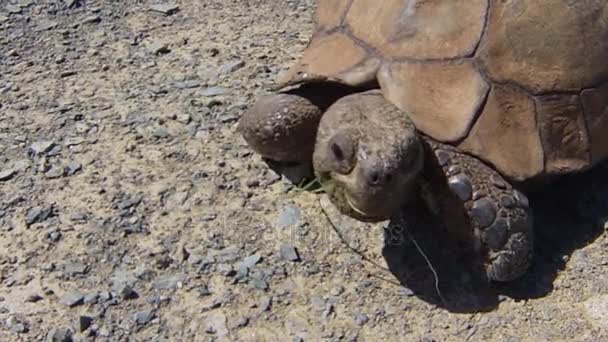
[[46, 328, 73, 342], [279, 244, 300, 262], [77, 316, 93, 332], [61, 292, 84, 307], [134, 310, 155, 325]]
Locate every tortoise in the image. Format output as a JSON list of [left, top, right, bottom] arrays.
[[238, 0, 608, 282]]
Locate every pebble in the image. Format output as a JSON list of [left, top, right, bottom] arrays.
[[217, 263, 236, 277], [83, 293, 99, 304], [354, 313, 369, 326], [150, 42, 171, 55], [77, 316, 93, 332], [29, 141, 56, 155], [60, 70, 78, 78], [116, 284, 138, 300], [154, 274, 185, 290], [134, 310, 156, 325], [63, 262, 89, 276], [46, 327, 73, 342], [259, 296, 272, 312], [153, 126, 170, 138], [280, 244, 301, 262], [0, 168, 15, 181], [61, 292, 85, 307], [25, 294, 43, 303], [25, 206, 52, 226], [45, 165, 65, 179], [65, 162, 82, 176], [241, 254, 262, 268], [199, 86, 230, 97], [276, 205, 301, 229], [219, 60, 245, 74], [81, 15, 101, 25], [149, 3, 180, 15], [249, 278, 269, 291], [174, 80, 201, 89]]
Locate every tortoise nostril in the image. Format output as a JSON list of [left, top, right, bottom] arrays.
[[365, 169, 391, 186], [370, 172, 379, 184], [385, 173, 392, 183]]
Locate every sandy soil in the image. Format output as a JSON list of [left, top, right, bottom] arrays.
[[1, 1, 607, 341]]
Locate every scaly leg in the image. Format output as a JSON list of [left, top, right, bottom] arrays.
[[420, 138, 533, 282]]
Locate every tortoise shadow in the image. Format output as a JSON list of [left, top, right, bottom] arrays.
[[382, 162, 608, 313]]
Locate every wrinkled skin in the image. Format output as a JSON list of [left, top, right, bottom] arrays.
[[239, 87, 533, 282]]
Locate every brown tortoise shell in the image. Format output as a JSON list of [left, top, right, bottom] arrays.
[[277, 0, 608, 182]]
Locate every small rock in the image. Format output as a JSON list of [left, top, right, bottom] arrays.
[[65, 162, 82, 176], [154, 274, 185, 290], [279, 244, 301, 262], [234, 316, 249, 328], [175, 80, 201, 89], [45, 165, 65, 179], [81, 15, 101, 24], [354, 313, 369, 326], [60, 70, 77, 78], [150, 42, 171, 55], [63, 262, 89, 276], [10, 322, 28, 334], [149, 3, 180, 15], [46, 327, 73, 342], [259, 296, 272, 312], [25, 294, 43, 303], [176, 113, 191, 124], [219, 60, 245, 74], [276, 205, 301, 229], [198, 284, 212, 297], [241, 254, 262, 268], [205, 313, 228, 337], [29, 141, 56, 155], [12, 159, 30, 172], [61, 292, 84, 307], [0, 169, 15, 181], [217, 264, 236, 277], [397, 287, 414, 296], [5, 4, 22, 14], [152, 126, 170, 138], [134, 310, 155, 325], [199, 86, 229, 97], [83, 293, 99, 304], [25, 206, 52, 226], [77, 316, 93, 332], [249, 278, 269, 291], [116, 284, 138, 300]]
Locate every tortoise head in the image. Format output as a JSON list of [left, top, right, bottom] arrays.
[[313, 90, 424, 222]]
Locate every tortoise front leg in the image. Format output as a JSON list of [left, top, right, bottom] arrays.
[[420, 138, 534, 282]]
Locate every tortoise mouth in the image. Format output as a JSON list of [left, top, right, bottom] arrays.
[[317, 171, 389, 222]]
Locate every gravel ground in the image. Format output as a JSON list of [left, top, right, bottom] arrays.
[[1, 1, 608, 341]]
